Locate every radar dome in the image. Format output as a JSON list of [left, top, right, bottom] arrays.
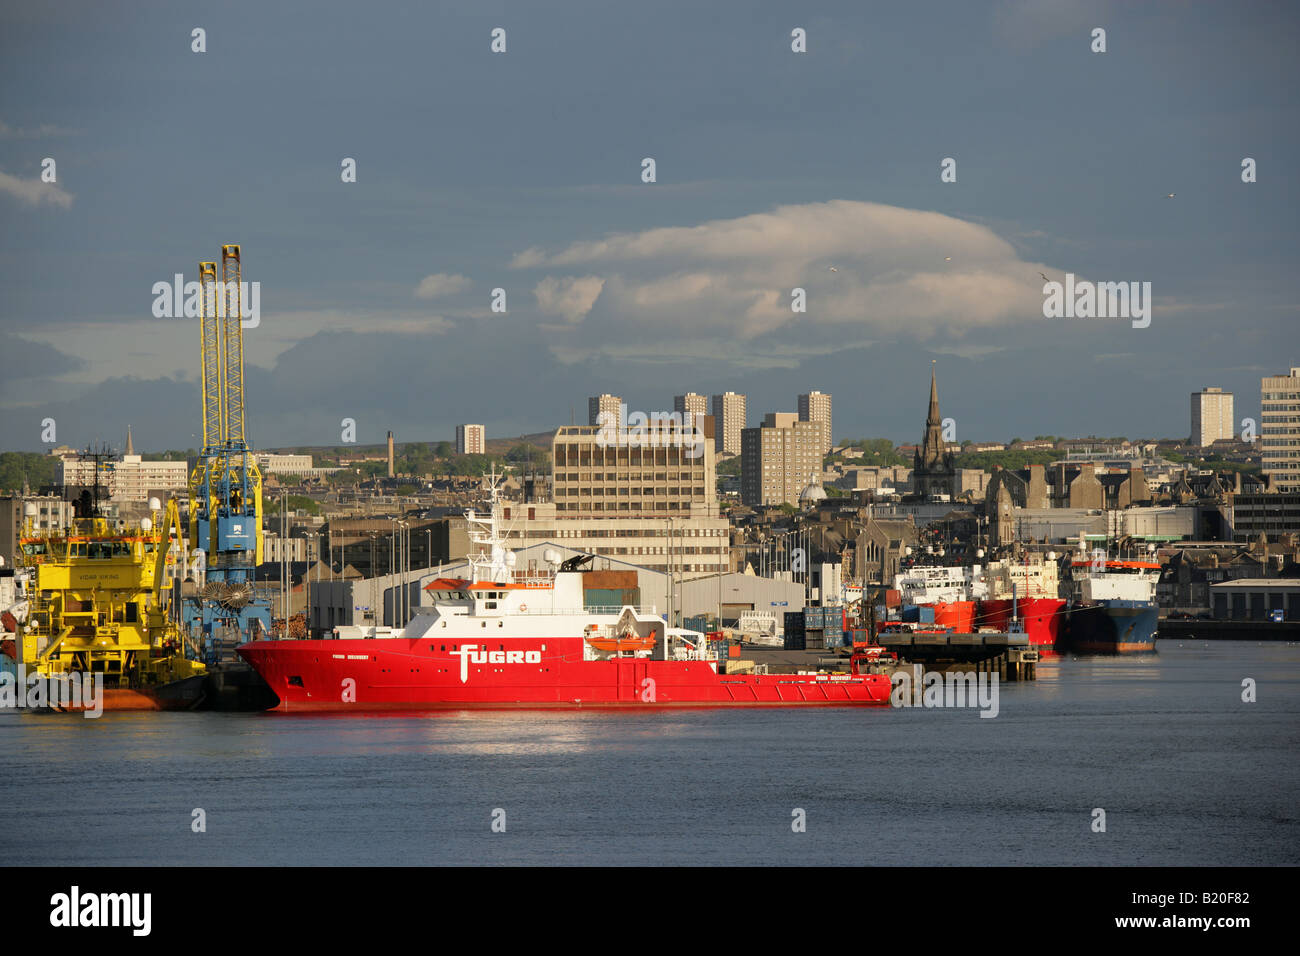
[[798, 471, 826, 505]]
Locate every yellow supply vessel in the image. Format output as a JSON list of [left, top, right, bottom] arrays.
[[16, 491, 207, 711]]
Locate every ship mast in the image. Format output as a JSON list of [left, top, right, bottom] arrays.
[[465, 466, 513, 583]]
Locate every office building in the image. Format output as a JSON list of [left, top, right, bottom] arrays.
[[1262, 367, 1300, 492], [56, 430, 188, 502], [552, 418, 717, 517]]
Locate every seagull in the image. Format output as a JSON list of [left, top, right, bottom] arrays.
[[944, 256, 952, 261], [1038, 272, 1049, 282], [828, 266, 837, 272], [1167, 193, 1175, 198]]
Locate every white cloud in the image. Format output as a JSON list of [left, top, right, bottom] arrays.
[[511, 200, 1056, 360], [533, 275, 605, 323], [414, 272, 471, 299], [510, 248, 546, 269], [0, 168, 73, 208]]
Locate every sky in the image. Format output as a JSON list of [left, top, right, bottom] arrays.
[[1, 0, 1297, 454]]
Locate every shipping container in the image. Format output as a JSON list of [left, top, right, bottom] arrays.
[[685, 614, 715, 633], [900, 604, 935, 624], [784, 631, 806, 651]]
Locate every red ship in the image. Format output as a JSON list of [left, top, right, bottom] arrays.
[[892, 564, 977, 632], [975, 598, 1064, 654], [977, 556, 1066, 657], [238, 484, 891, 711]]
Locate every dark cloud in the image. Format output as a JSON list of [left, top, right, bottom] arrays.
[[0, 333, 85, 394]]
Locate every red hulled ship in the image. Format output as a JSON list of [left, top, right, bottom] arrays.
[[975, 556, 1066, 656], [238, 480, 891, 711], [892, 563, 981, 632]]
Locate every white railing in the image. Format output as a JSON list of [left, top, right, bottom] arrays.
[[510, 604, 660, 617]]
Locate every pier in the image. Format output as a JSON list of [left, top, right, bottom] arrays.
[[740, 635, 1039, 681], [873, 631, 1039, 681]]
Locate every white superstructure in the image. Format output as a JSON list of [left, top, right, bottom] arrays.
[[1071, 561, 1159, 604], [333, 473, 715, 664], [893, 564, 987, 604], [984, 557, 1061, 600]]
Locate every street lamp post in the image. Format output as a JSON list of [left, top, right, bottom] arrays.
[[397, 519, 409, 625], [389, 520, 397, 627], [368, 532, 378, 628], [303, 531, 317, 637]]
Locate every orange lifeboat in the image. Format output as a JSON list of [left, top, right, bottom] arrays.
[[586, 625, 658, 654]]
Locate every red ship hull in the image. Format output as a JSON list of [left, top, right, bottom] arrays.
[[976, 599, 1065, 656], [238, 637, 892, 711]]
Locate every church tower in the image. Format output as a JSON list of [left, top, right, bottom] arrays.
[[913, 362, 955, 498]]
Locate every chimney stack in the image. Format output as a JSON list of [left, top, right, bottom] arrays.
[[387, 431, 395, 478]]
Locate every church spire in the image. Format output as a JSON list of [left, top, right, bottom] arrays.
[[926, 360, 940, 429], [920, 361, 945, 465], [125, 425, 134, 457], [914, 360, 954, 498]]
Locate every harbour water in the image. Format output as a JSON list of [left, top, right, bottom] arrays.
[[2, 640, 1297, 866]]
